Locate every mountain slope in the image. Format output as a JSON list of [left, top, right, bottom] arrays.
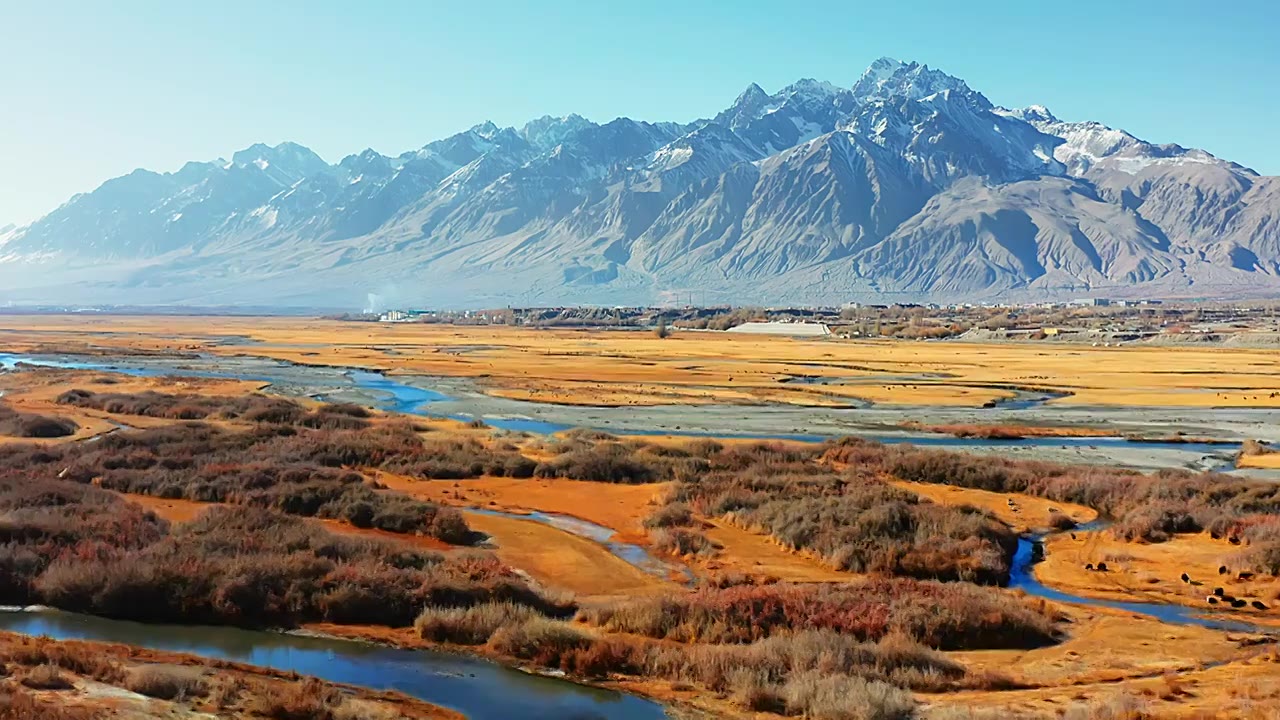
[[4, 58, 1279, 308]]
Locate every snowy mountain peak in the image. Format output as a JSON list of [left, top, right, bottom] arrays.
[[715, 83, 775, 130], [520, 113, 596, 150], [468, 121, 504, 139], [855, 57, 908, 90], [5, 57, 1278, 308], [852, 59, 982, 107], [997, 104, 1059, 124], [779, 78, 842, 99], [735, 82, 769, 104], [229, 142, 330, 181]]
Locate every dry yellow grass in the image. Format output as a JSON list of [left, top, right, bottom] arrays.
[[698, 518, 854, 583], [0, 368, 266, 442], [461, 510, 673, 600], [1238, 453, 1280, 469], [888, 480, 1098, 533], [1037, 531, 1280, 623], [378, 474, 665, 545], [3, 315, 1280, 409], [940, 604, 1280, 719], [372, 470, 856, 585]]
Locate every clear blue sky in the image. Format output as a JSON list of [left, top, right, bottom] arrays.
[[2, 0, 1277, 225]]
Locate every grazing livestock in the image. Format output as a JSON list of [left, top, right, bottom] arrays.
[[1238, 572, 1255, 581], [1252, 601, 1268, 611], [1085, 563, 1093, 570], [1231, 599, 1248, 608], [1207, 596, 1219, 605], [1219, 565, 1228, 575], [1097, 562, 1108, 572], [1214, 587, 1224, 597]]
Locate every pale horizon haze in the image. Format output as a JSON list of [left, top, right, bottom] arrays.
[[1, 0, 1277, 225]]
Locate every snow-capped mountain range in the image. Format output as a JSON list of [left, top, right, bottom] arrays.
[[4, 58, 1279, 308]]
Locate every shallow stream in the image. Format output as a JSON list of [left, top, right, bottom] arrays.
[[0, 609, 667, 719]]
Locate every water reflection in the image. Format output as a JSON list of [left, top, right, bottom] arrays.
[[0, 610, 667, 719]]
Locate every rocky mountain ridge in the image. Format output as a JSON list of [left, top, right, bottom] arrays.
[[3, 58, 1277, 308]]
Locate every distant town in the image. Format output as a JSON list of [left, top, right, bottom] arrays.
[[353, 298, 1280, 345]]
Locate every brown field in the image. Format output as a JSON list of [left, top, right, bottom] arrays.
[[889, 480, 1098, 533], [901, 421, 1117, 438], [2, 314, 1280, 408], [124, 492, 460, 555], [125, 493, 211, 524]]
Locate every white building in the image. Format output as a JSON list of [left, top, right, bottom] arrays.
[[726, 321, 831, 337]]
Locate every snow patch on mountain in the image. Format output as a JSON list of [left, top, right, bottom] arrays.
[[3, 57, 1278, 308]]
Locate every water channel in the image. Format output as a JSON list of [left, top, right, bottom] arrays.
[[0, 352, 1243, 467], [0, 609, 667, 719], [1009, 530, 1269, 635], [0, 349, 1266, 714]]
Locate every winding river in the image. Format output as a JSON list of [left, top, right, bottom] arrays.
[[0, 609, 666, 719], [0, 353, 1242, 468], [1009, 530, 1269, 635], [0, 349, 1267, 715]]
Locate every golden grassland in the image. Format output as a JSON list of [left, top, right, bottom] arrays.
[[124, 486, 668, 600], [1238, 452, 1280, 469], [2, 314, 1280, 408], [938, 605, 1280, 719], [460, 510, 675, 600], [378, 473, 664, 545], [697, 517, 855, 583], [1038, 531, 1280, 623], [0, 368, 266, 442], [3, 330, 1280, 717], [888, 480, 1098, 533]]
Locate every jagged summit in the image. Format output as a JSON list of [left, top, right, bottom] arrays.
[[3, 57, 1277, 308]]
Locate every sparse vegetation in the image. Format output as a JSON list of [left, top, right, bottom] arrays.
[[577, 580, 1058, 649], [0, 467, 568, 628], [0, 406, 473, 540], [0, 632, 438, 719], [662, 441, 1017, 583], [0, 402, 77, 438], [824, 437, 1280, 558], [18, 664, 74, 690], [124, 666, 208, 700]]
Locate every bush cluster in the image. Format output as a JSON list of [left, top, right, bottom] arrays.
[[414, 603, 998, 719], [663, 442, 1017, 583], [0, 413, 468, 540], [0, 403, 77, 438], [577, 580, 1057, 650], [0, 472, 567, 628]]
